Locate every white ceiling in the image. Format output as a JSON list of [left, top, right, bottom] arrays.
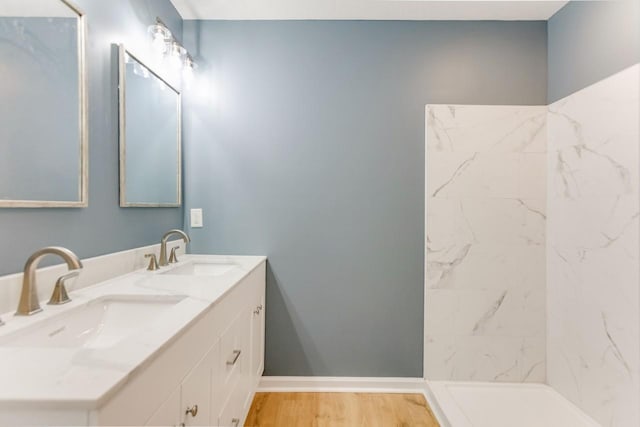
[[169, 0, 569, 21]]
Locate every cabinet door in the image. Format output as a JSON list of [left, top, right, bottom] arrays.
[[145, 388, 180, 426], [251, 285, 265, 381], [181, 349, 214, 426]]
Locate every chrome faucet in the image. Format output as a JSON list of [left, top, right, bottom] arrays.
[[16, 247, 83, 316], [159, 229, 190, 267]]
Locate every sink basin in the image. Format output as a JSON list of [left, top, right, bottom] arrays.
[[1, 295, 185, 349], [162, 261, 238, 277]]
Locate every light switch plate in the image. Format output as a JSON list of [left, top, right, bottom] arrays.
[[190, 208, 203, 228]]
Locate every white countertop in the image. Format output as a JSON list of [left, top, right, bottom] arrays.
[[0, 254, 266, 409]]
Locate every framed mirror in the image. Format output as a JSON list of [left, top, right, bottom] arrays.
[[0, 0, 87, 207], [118, 45, 181, 207]]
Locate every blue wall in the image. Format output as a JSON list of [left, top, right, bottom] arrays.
[[548, 0, 640, 102], [183, 20, 547, 377], [0, 0, 184, 276]]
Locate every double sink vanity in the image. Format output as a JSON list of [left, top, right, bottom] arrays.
[[1, 3, 264, 426], [0, 239, 266, 427]]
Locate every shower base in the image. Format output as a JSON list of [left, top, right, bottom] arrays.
[[426, 381, 600, 427]]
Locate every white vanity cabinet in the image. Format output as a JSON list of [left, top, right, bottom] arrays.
[[92, 261, 266, 427]]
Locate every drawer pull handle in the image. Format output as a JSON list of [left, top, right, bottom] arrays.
[[185, 404, 198, 417], [227, 349, 241, 365], [231, 418, 240, 427], [254, 308, 260, 315]]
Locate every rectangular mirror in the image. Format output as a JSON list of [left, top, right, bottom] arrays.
[[0, 0, 87, 207], [118, 45, 181, 207]]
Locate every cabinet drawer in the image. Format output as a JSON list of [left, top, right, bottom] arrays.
[[217, 381, 243, 427], [215, 310, 249, 407]]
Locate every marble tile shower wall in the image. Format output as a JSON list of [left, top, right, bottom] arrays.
[[425, 105, 547, 382], [546, 64, 640, 427]]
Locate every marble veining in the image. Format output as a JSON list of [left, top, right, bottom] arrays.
[[546, 64, 640, 427], [425, 104, 547, 383], [472, 291, 507, 334]]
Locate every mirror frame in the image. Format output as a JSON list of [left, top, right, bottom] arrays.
[[118, 45, 182, 208], [0, 0, 88, 208]]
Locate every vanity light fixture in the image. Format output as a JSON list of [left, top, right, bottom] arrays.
[[148, 17, 197, 78]]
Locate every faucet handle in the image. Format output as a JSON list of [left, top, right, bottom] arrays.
[[169, 246, 180, 264], [145, 253, 160, 271], [48, 270, 79, 305]]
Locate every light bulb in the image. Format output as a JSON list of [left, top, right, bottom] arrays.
[[183, 65, 193, 81], [152, 33, 167, 54], [168, 42, 186, 69], [148, 22, 171, 54], [182, 54, 197, 85], [169, 53, 182, 69]]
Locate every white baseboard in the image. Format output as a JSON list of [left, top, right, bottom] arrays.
[[258, 376, 426, 393], [423, 381, 451, 427]]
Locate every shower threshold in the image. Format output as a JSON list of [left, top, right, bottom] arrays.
[[426, 381, 601, 427]]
